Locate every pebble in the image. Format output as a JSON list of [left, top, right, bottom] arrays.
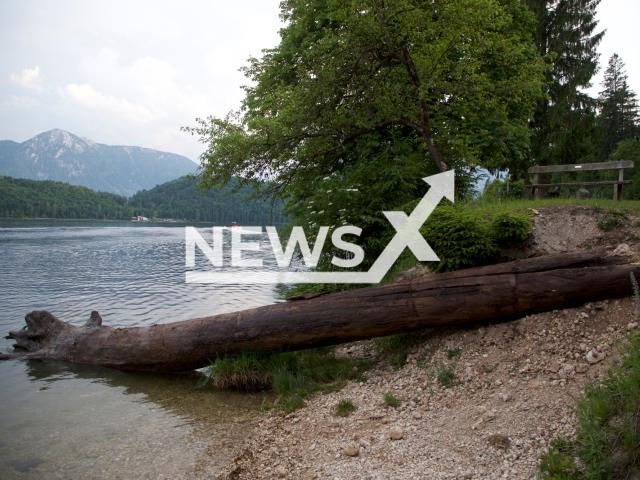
[[389, 426, 404, 440], [586, 350, 605, 364], [275, 465, 287, 478], [343, 441, 359, 457]]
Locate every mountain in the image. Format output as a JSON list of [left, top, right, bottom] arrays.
[[0, 129, 198, 196]]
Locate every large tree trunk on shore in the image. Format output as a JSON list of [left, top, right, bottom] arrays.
[[4, 249, 637, 372]]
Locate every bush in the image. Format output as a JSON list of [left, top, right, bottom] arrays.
[[435, 361, 456, 388], [334, 398, 357, 417], [490, 212, 531, 246], [421, 206, 499, 272], [384, 392, 401, 408]]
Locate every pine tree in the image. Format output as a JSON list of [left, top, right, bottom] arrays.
[[523, 0, 604, 174], [597, 54, 640, 158]]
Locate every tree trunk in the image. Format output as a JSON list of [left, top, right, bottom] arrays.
[[4, 249, 636, 372]]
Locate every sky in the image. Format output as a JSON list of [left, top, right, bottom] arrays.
[[1, 0, 639, 165]]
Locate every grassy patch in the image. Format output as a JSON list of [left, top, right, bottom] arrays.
[[435, 361, 456, 388], [334, 398, 357, 417], [383, 392, 401, 408], [446, 347, 461, 359], [597, 207, 630, 232], [373, 331, 427, 368], [200, 346, 371, 413]]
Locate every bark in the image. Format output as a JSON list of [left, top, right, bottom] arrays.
[[3, 249, 636, 372]]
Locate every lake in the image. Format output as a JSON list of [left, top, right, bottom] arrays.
[[0, 219, 288, 479]]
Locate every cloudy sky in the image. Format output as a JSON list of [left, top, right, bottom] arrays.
[[1, 1, 638, 165]]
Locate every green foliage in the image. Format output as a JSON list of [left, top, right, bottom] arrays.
[[334, 398, 356, 417], [187, 0, 546, 218], [383, 392, 401, 409], [373, 332, 426, 369], [597, 208, 630, 232], [524, 0, 603, 178], [446, 348, 462, 360], [489, 212, 532, 247], [481, 178, 525, 202], [0, 175, 285, 223], [0, 176, 133, 220], [421, 206, 500, 272], [201, 347, 369, 413], [129, 177, 285, 224], [435, 361, 456, 388]]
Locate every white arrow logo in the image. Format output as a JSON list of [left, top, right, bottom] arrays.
[[186, 170, 455, 284]]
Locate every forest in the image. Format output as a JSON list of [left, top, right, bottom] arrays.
[[0, 176, 285, 224]]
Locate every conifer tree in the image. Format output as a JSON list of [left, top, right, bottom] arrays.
[[523, 0, 604, 174], [597, 54, 640, 158]]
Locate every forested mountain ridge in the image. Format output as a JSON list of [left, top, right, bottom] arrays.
[[0, 129, 197, 196], [0, 175, 285, 224]]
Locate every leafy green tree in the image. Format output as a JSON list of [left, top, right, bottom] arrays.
[[523, 0, 604, 177], [187, 0, 546, 199], [597, 54, 640, 159]]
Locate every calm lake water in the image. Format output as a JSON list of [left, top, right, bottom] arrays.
[[0, 219, 288, 479]]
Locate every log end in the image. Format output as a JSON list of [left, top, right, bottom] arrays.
[[7, 310, 74, 352], [84, 311, 102, 328]]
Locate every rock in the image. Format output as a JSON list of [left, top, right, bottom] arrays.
[[628, 322, 639, 331], [482, 411, 497, 422], [586, 350, 605, 364], [412, 412, 422, 420], [576, 188, 590, 200], [462, 470, 473, 479], [612, 244, 631, 256], [476, 406, 488, 414], [548, 362, 560, 373], [502, 394, 512, 402], [576, 363, 589, 374], [389, 426, 404, 440], [275, 465, 287, 478], [527, 380, 541, 389], [344, 441, 359, 456]]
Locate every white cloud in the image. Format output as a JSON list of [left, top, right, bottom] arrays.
[[10, 66, 43, 91], [60, 83, 163, 125]]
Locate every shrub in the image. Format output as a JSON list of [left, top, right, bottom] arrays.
[[489, 212, 531, 246], [421, 206, 499, 272]]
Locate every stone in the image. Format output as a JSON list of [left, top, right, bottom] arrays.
[[482, 411, 497, 422], [412, 412, 422, 420], [275, 465, 287, 478], [476, 406, 488, 414], [576, 188, 590, 200], [502, 394, 512, 402], [527, 380, 541, 389], [628, 322, 639, 331], [462, 470, 473, 479], [612, 244, 631, 256], [548, 363, 560, 373], [344, 441, 359, 456], [389, 426, 404, 440], [586, 350, 605, 364], [576, 363, 589, 374]]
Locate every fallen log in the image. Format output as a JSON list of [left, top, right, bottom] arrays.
[[4, 249, 637, 372]]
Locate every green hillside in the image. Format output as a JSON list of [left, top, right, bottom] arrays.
[[0, 176, 285, 224]]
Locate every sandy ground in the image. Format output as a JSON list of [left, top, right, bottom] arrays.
[[201, 205, 639, 480]]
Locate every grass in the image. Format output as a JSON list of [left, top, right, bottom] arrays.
[[383, 392, 401, 408], [538, 273, 640, 479], [435, 361, 456, 388], [200, 346, 371, 413], [597, 207, 631, 232], [468, 197, 640, 217], [373, 331, 428, 368], [334, 398, 357, 417], [446, 347, 461, 359]]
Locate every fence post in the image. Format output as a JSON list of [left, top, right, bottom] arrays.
[[614, 168, 623, 201], [533, 172, 539, 200]]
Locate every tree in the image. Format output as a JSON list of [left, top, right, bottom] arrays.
[[187, 0, 546, 201], [597, 54, 640, 158], [524, 0, 604, 175]]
